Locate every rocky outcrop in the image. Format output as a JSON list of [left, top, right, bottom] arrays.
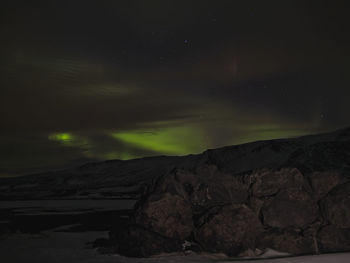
[[251, 168, 304, 197], [194, 204, 263, 256], [317, 225, 350, 253], [308, 171, 341, 199], [111, 165, 350, 257], [134, 192, 193, 240], [323, 182, 350, 228], [261, 188, 319, 228]]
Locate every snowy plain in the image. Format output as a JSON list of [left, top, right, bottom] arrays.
[[0, 199, 136, 214], [1, 229, 350, 263]]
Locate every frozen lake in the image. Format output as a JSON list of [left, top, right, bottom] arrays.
[[0, 199, 136, 215], [0, 199, 135, 234]]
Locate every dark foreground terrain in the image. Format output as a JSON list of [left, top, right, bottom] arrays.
[[1, 126, 350, 259], [0, 200, 133, 235], [1, 199, 350, 263]]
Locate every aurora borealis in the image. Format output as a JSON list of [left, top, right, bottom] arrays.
[[1, 1, 349, 176]]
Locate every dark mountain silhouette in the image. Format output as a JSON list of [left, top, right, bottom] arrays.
[[1, 126, 349, 200]]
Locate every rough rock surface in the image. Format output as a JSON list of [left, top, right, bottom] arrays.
[[112, 165, 350, 257], [176, 165, 249, 209], [134, 192, 193, 239], [317, 225, 350, 253], [308, 171, 342, 199], [323, 182, 350, 228], [261, 188, 319, 228], [194, 204, 262, 256], [251, 168, 304, 197]]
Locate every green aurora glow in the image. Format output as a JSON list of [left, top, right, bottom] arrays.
[[45, 123, 313, 164], [111, 125, 206, 155], [48, 133, 73, 143]]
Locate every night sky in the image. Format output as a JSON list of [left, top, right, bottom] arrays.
[[1, 0, 349, 176]]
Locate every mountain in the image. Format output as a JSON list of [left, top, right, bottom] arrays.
[[1, 126, 350, 200]]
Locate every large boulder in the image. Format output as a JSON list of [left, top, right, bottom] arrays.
[[194, 204, 263, 256], [175, 165, 249, 210], [261, 188, 319, 228], [135, 192, 193, 240], [308, 171, 342, 199], [317, 225, 350, 253], [251, 168, 304, 197], [323, 182, 350, 228], [110, 165, 350, 258]]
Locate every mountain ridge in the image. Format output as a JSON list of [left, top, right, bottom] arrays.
[[1, 126, 349, 200]]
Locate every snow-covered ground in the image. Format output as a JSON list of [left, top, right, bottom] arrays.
[[1, 200, 350, 263], [0, 229, 350, 263]]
